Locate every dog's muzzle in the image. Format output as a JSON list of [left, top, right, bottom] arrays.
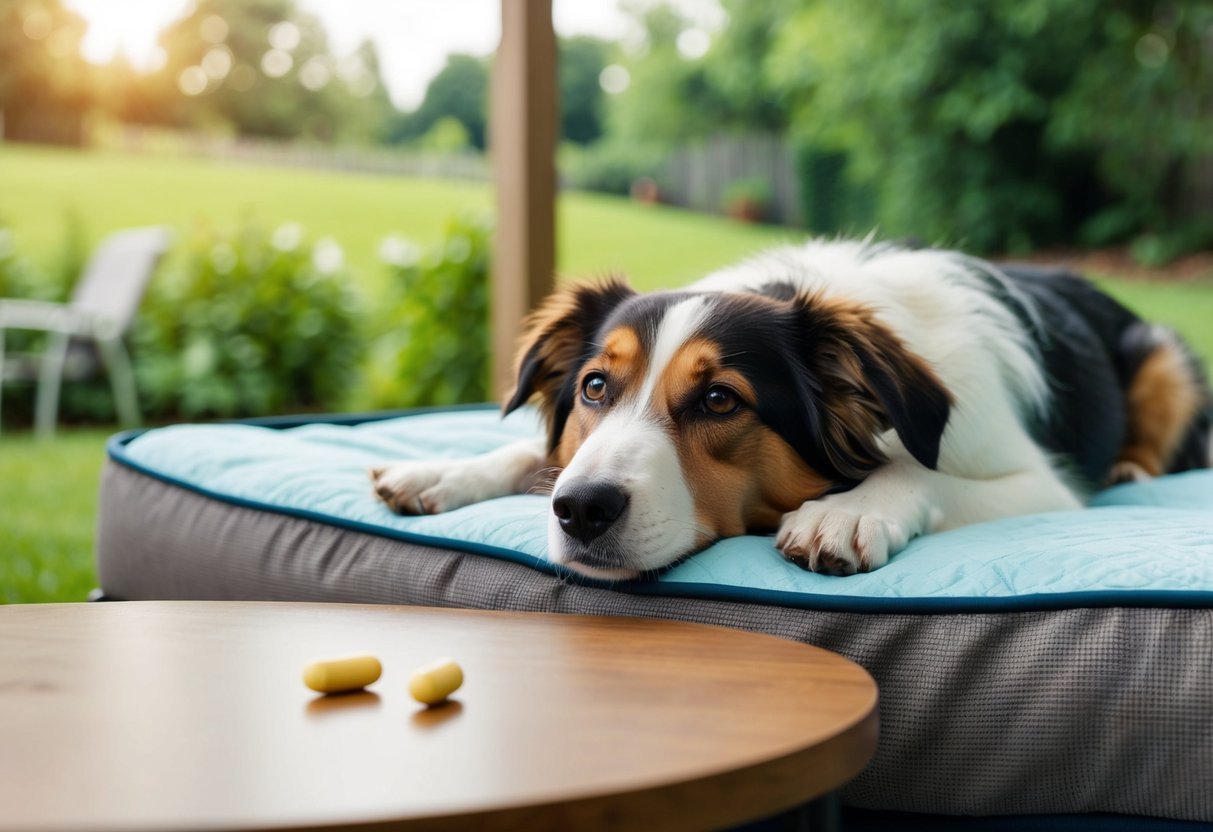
[[551, 476, 629, 545]]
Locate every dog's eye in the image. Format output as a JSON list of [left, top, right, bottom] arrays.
[[582, 372, 608, 403], [703, 385, 740, 415]]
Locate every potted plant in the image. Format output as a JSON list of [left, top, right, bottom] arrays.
[[723, 177, 773, 223]]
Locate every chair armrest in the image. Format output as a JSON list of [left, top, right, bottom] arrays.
[[0, 300, 99, 336]]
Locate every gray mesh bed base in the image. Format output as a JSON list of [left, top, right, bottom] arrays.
[[96, 461, 1213, 824]]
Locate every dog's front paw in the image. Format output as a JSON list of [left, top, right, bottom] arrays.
[[775, 500, 911, 575], [370, 460, 476, 515]]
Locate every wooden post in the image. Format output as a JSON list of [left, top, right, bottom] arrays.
[[491, 0, 557, 399]]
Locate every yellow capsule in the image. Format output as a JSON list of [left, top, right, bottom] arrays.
[[408, 658, 463, 705], [303, 654, 382, 694]]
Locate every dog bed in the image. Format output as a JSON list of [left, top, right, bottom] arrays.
[[96, 406, 1213, 827]]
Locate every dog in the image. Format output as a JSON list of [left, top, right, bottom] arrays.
[[371, 239, 1212, 580]]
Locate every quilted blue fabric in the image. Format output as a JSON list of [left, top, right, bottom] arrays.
[[112, 407, 1213, 612]]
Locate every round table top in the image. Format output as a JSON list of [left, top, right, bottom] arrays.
[[0, 601, 878, 832]]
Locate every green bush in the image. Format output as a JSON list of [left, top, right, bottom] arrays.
[[417, 116, 473, 153], [728, 0, 1213, 258], [792, 147, 874, 237], [370, 215, 491, 408], [560, 140, 665, 196], [0, 220, 79, 302], [0, 227, 34, 298], [1129, 220, 1213, 268], [722, 176, 774, 220], [133, 223, 365, 419], [0, 227, 41, 396], [0, 222, 107, 426]]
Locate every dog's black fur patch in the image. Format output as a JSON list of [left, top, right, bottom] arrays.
[[995, 264, 1211, 487]]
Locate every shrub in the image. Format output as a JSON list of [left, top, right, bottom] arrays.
[[417, 116, 473, 153], [767, 0, 1213, 257], [0, 227, 41, 410], [0, 227, 34, 298], [133, 223, 364, 419], [0, 222, 107, 425], [0, 219, 80, 302], [722, 176, 774, 222], [560, 140, 665, 195], [370, 215, 491, 408]]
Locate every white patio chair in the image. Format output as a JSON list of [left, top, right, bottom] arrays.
[[0, 226, 172, 437]]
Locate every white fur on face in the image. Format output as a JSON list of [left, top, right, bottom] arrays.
[[549, 297, 711, 577], [548, 414, 698, 577]]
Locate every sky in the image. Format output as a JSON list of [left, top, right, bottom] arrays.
[[63, 0, 725, 110]]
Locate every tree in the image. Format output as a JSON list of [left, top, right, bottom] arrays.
[[388, 54, 488, 149], [559, 36, 609, 145], [322, 39, 397, 144], [597, 2, 792, 147], [0, 0, 91, 144], [703, 0, 791, 133], [141, 0, 395, 142], [762, 0, 1213, 252], [603, 4, 723, 146], [390, 37, 609, 150]]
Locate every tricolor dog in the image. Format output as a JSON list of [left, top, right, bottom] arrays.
[[372, 240, 1212, 579]]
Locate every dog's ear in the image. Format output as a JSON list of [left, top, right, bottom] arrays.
[[503, 277, 635, 443], [790, 294, 952, 477]]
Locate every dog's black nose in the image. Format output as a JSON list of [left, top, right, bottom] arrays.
[[552, 477, 629, 544]]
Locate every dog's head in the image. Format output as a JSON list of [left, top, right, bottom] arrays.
[[505, 279, 951, 579]]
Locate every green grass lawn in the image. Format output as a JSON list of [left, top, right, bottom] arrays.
[[0, 143, 790, 292], [0, 429, 111, 604], [1093, 279, 1213, 364], [1, 142, 1210, 605]]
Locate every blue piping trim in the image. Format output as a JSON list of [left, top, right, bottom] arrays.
[[106, 409, 1213, 615]]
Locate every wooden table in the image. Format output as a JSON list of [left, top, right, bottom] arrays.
[[0, 602, 877, 832]]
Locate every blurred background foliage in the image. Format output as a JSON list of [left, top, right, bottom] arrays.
[[4, 0, 1210, 262], [132, 223, 365, 418], [2, 0, 1211, 408], [370, 215, 491, 409], [149, 0, 396, 143], [0, 0, 92, 144], [1, 0, 1211, 427], [762, 0, 1213, 254], [0, 220, 370, 423], [599, 0, 1213, 257]]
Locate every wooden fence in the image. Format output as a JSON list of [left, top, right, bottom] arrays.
[[102, 125, 490, 181], [660, 133, 802, 227]]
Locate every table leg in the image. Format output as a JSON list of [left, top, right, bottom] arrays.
[[782, 792, 841, 832]]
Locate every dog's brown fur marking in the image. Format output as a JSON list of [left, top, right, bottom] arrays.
[[504, 277, 635, 440], [599, 326, 647, 383], [652, 338, 832, 544], [808, 295, 953, 478], [1114, 339, 1205, 481], [507, 286, 584, 432]]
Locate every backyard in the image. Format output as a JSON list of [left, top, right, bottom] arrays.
[[2, 143, 1213, 604], [0, 143, 797, 603], [5, 5, 1213, 830], [0, 143, 792, 291]]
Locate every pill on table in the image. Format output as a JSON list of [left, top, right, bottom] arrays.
[[303, 654, 382, 694], [408, 658, 463, 705]]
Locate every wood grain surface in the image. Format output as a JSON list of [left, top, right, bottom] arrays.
[[0, 601, 878, 832]]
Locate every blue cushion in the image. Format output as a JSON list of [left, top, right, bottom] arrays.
[[110, 406, 1213, 613]]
